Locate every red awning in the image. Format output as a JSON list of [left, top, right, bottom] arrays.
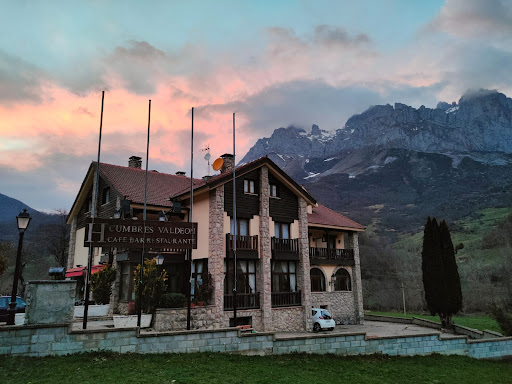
[[65, 265, 105, 278]]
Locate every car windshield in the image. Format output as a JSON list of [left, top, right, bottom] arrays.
[[321, 310, 332, 319]]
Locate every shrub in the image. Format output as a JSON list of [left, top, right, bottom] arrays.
[[134, 258, 166, 314], [489, 304, 512, 336], [160, 293, 186, 308], [90, 264, 116, 305]]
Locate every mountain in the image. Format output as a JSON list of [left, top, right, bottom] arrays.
[[240, 89, 512, 234], [0, 194, 60, 242]]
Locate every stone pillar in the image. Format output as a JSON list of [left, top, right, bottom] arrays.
[[298, 198, 312, 331], [110, 195, 122, 315], [259, 166, 272, 331], [67, 216, 77, 271], [209, 185, 225, 328], [25, 280, 76, 325], [349, 232, 364, 324]]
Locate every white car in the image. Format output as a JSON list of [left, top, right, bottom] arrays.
[[312, 308, 335, 332]]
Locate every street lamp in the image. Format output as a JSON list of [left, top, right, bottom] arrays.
[[7, 209, 31, 325], [156, 254, 165, 266]]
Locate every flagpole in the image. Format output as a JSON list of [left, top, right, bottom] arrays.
[[233, 112, 237, 325], [138, 99, 151, 328], [186, 107, 194, 330], [83, 90, 105, 330]]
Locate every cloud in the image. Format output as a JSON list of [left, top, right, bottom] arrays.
[[427, 0, 512, 40], [0, 51, 48, 103], [199, 80, 444, 140]]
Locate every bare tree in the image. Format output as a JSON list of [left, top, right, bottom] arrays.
[[35, 209, 70, 267]]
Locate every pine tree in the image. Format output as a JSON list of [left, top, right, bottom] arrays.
[[421, 217, 462, 328]]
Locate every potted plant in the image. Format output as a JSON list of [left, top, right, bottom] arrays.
[[75, 264, 116, 317], [114, 258, 166, 328], [194, 272, 213, 306]]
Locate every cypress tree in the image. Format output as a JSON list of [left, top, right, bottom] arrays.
[[421, 217, 461, 328], [439, 220, 462, 326]]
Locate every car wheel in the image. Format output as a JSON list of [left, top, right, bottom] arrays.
[[313, 323, 321, 332], [328, 327, 334, 331]]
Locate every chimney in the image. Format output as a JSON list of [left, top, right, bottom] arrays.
[[175, 171, 186, 176], [220, 153, 234, 174], [128, 156, 142, 169]]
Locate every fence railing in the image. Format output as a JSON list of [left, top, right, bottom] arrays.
[[224, 292, 260, 310], [309, 247, 354, 261], [271, 291, 302, 307], [226, 234, 259, 251], [271, 237, 299, 253]]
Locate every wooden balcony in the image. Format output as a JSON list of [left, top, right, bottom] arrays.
[[271, 291, 302, 307], [224, 292, 260, 310], [309, 247, 355, 265], [271, 237, 300, 260], [226, 234, 258, 259]]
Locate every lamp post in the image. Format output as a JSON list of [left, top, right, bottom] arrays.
[[7, 209, 31, 325]]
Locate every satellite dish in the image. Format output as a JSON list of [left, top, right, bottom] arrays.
[[204, 153, 211, 161], [212, 157, 224, 171]]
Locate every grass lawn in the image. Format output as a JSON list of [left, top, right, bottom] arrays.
[[366, 311, 502, 333], [1, 352, 511, 384]]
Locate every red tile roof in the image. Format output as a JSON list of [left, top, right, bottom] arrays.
[[95, 161, 362, 231], [308, 204, 364, 230], [98, 162, 204, 207]]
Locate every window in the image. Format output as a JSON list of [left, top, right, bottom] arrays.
[[224, 259, 256, 294], [334, 268, 352, 291], [230, 218, 249, 236], [310, 268, 326, 292], [102, 187, 110, 205], [274, 222, 290, 239], [191, 259, 208, 298], [271, 260, 297, 293], [268, 184, 278, 197], [119, 263, 135, 301], [86, 197, 92, 213], [244, 179, 255, 194]]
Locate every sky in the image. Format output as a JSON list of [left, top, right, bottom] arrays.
[[1, 0, 512, 211]]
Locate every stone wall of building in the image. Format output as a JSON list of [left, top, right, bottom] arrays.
[[25, 281, 76, 325], [2, 322, 512, 359], [209, 185, 225, 328], [347, 232, 364, 323], [271, 306, 305, 332], [298, 198, 312, 331], [259, 166, 273, 331], [311, 292, 356, 324], [154, 306, 216, 332], [154, 307, 265, 332]]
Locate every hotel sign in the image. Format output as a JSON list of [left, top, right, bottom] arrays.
[[84, 219, 198, 249]]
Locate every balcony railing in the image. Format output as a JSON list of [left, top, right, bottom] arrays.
[[271, 237, 299, 253], [309, 247, 354, 261], [226, 234, 258, 251], [224, 293, 260, 310], [271, 291, 302, 307]]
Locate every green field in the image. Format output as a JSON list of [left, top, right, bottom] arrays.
[[1, 352, 511, 384], [366, 311, 502, 333]]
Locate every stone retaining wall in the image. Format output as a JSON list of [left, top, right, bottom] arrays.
[[271, 307, 305, 331], [311, 292, 356, 324], [1, 323, 512, 359]]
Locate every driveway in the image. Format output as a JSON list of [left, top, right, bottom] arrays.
[[275, 320, 459, 339]]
